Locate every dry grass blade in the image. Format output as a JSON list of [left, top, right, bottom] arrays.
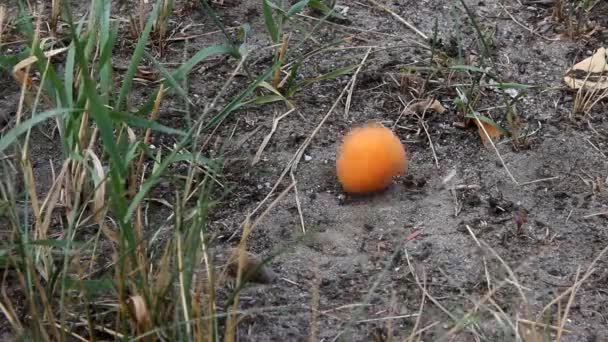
[[465, 225, 492, 292], [290, 170, 306, 233], [54, 322, 88, 342], [396, 97, 445, 169], [272, 35, 289, 89], [132, 84, 164, 200], [0, 5, 6, 45], [252, 108, 295, 166], [406, 268, 427, 342], [471, 114, 519, 185], [224, 181, 296, 341], [177, 227, 192, 336], [477, 240, 528, 304], [20, 154, 40, 221], [13, 47, 70, 73], [433, 241, 553, 341], [498, 3, 558, 41], [224, 220, 252, 341], [14, 14, 43, 125], [415, 112, 439, 169], [39, 161, 68, 241], [51, 0, 62, 32], [404, 250, 459, 323], [356, 313, 418, 323], [290, 54, 372, 173], [565, 47, 608, 116], [556, 268, 580, 341], [344, 47, 372, 118], [540, 243, 608, 318], [308, 262, 320, 342], [583, 210, 608, 218], [366, 0, 428, 40], [128, 295, 151, 333], [517, 319, 573, 334], [87, 150, 107, 224], [0, 296, 22, 333]]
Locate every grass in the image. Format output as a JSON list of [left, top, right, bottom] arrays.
[[0, 0, 278, 340]]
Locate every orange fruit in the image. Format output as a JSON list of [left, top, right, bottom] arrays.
[[336, 123, 407, 194]]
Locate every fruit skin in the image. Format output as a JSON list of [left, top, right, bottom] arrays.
[[336, 123, 408, 194]]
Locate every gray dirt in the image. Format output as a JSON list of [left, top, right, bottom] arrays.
[[1, 0, 608, 341]]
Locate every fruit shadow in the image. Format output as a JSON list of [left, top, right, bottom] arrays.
[[338, 175, 427, 206]]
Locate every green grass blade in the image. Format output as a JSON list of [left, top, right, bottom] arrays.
[[495, 82, 535, 90], [0, 108, 78, 154], [202, 62, 278, 131], [30, 45, 69, 108], [115, 0, 163, 111], [144, 51, 190, 102], [133, 45, 236, 118], [198, 0, 237, 47], [171, 152, 216, 168], [299, 64, 357, 88], [109, 111, 187, 136], [63, 9, 89, 109], [263, 0, 279, 43], [65, 277, 115, 295], [98, 0, 114, 102], [308, 0, 347, 20], [449, 65, 487, 73], [287, 0, 311, 16], [246, 94, 286, 105], [28, 239, 84, 249], [173, 45, 239, 82], [64, 44, 76, 108], [16, 1, 34, 41]]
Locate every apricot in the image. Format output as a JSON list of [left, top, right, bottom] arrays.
[[336, 123, 407, 194]]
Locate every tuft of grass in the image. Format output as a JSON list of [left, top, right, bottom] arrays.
[[572, 86, 608, 118], [154, 0, 175, 55], [551, 0, 601, 39], [0, 0, 280, 340], [255, 0, 359, 105]]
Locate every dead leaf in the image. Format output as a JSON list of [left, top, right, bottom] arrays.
[[136, 66, 157, 81], [12, 46, 69, 87], [514, 207, 528, 234], [564, 47, 608, 90], [12, 69, 33, 87], [408, 99, 446, 114], [128, 295, 150, 329], [474, 119, 503, 146], [13, 46, 69, 74], [87, 150, 106, 224]]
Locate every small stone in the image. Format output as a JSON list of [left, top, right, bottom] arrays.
[[220, 248, 278, 284], [304, 155, 312, 161]]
